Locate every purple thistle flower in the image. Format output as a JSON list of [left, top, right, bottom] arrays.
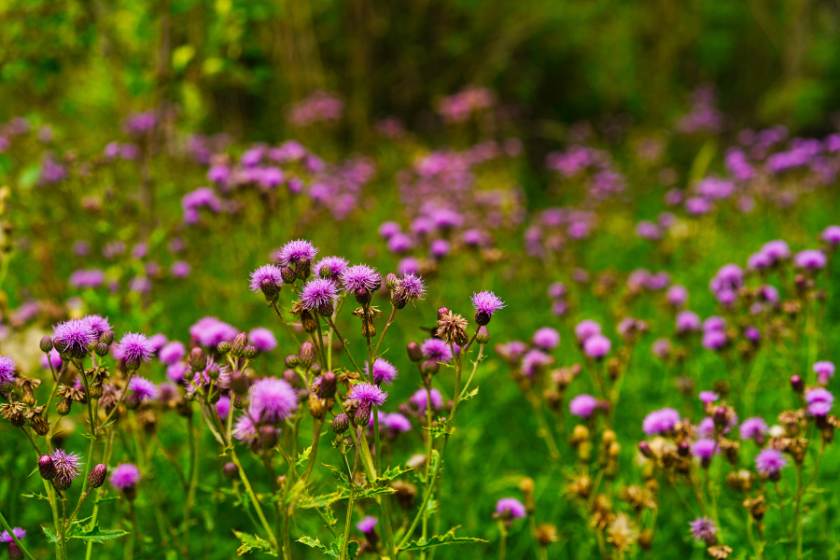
[[740, 417, 768, 442], [83, 315, 113, 337], [250, 377, 298, 423], [691, 438, 718, 461], [689, 517, 718, 543], [388, 233, 413, 253], [41, 350, 62, 370], [651, 338, 671, 358], [574, 320, 601, 342], [805, 388, 834, 416], [822, 225, 840, 246], [129, 377, 158, 402], [216, 396, 231, 421], [762, 240, 791, 261], [702, 330, 728, 351], [495, 498, 527, 519], [349, 383, 387, 407], [166, 363, 189, 383], [189, 317, 238, 348], [703, 316, 727, 332], [233, 415, 259, 443], [583, 334, 611, 359], [383, 412, 412, 432], [814, 361, 835, 384], [341, 264, 381, 293], [532, 327, 560, 350], [53, 318, 97, 357], [0, 528, 25, 543], [159, 341, 186, 365], [398, 257, 420, 276], [51, 449, 83, 485], [396, 273, 426, 303], [110, 464, 141, 491], [147, 334, 167, 353], [666, 285, 688, 307], [366, 359, 398, 385], [379, 222, 401, 239], [314, 256, 349, 279], [249, 265, 283, 293], [277, 239, 318, 266], [421, 338, 453, 363], [118, 333, 153, 365], [300, 278, 337, 311], [755, 448, 788, 477], [248, 328, 277, 352], [357, 516, 378, 534], [794, 249, 827, 271], [676, 311, 701, 334], [171, 261, 191, 278], [642, 408, 680, 435], [699, 391, 719, 404], [569, 394, 598, 418], [0, 356, 17, 389], [521, 349, 554, 376], [471, 291, 505, 316], [410, 388, 443, 412]]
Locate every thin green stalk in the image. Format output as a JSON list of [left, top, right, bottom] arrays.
[[372, 305, 397, 359], [230, 449, 280, 550], [272, 301, 301, 345], [325, 316, 364, 376], [183, 414, 200, 558]]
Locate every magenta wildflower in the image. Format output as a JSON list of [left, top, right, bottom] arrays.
[[676, 311, 701, 334], [642, 408, 680, 435], [689, 517, 718, 543], [41, 350, 62, 370], [699, 391, 719, 404], [532, 327, 560, 350], [583, 334, 611, 359], [822, 225, 840, 246], [159, 341, 186, 365], [366, 359, 398, 385], [383, 413, 412, 432], [110, 463, 141, 491], [166, 363, 189, 383], [703, 316, 726, 332], [357, 516, 378, 534], [51, 449, 83, 487], [410, 388, 443, 412], [349, 383, 387, 407], [651, 338, 671, 358], [521, 349, 553, 376], [216, 396, 231, 421], [755, 448, 788, 477], [794, 249, 827, 271], [248, 328, 277, 352], [171, 261, 191, 278], [118, 333, 153, 366], [300, 278, 337, 311], [341, 264, 381, 292], [666, 285, 688, 307], [495, 498, 527, 519], [471, 291, 505, 325], [250, 377, 298, 423], [190, 317, 238, 348], [53, 318, 96, 357], [314, 256, 349, 279], [129, 377, 158, 402], [814, 361, 835, 384], [421, 339, 453, 363], [379, 222, 401, 239], [277, 239, 318, 266], [0, 356, 16, 389], [233, 415, 259, 443], [574, 320, 601, 342], [805, 388, 833, 415], [569, 394, 598, 418], [740, 417, 768, 442], [0, 527, 25, 544], [702, 330, 728, 351], [396, 273, 426, 303], [691, 438, 718, 464], [250, 265, 283, 293]]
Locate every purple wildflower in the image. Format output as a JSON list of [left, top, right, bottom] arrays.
[[277, 239, 318, 266], [41, 350, 62, 370], [0, 528, 25, 543], [349, 383, 387, 407], [379, 222, 401, 239], [110, 464, 141, 491], [689, 517, 718, 543], [190, 317, 238, 348], [367, 359, 398, 385], [357, 516, 378, 534], [233, 415, 259, 443], [249, 265, 283, 293], [794, 249, 827, 271], [248, 328, 277, 352], [651, 338, 671, 358], [755, 448, 788, 477], [300, 278, 337, 311], [495, 498, 527, 519], [583, 334, 611, 359], [532, 327, 560, 350], [383, 413, 412, 432], [471, 291, 506, 316], [642, 408, 680, 435], [521, 349, 554, 376], [159, 341, 186, 365], [699, 391, 719, 404], [250, 377, 298, 423], [0, 356, 16, 389], [410, 388, 443, 412], [740, 417, 768, 442], [129, 377, 158, 402], [396, 273, 426, 303], [53, 318, 96, 357], [171, 261, 191, 278], [805, 388, 834, 416], [216, 396, 231, 421], [574, 320, 601, 342], [341, 264, 381, 293], [667, 285, 688, 307], [51, 449, 83, 485], [676, 311, 701, 334], [166, 363, 189, 383], [118, 333, 153, 365], [691, 438, 718, 462], [314, 256, 349, 279], [814, 361, 835, 384], [569, 394, 598, 418], [421, 339, 453, 363], [702, 330, 728, 351], [822, 225, 840, 246]]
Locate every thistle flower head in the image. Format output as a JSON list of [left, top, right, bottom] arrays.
[[348, 383, 387, 407], [642, 408, 680, 435], [794, 249, 826, 270], [249, 265, 283, 293], [676, 311, 701, 333], [583, 334, 611, 359], [699, 391, 719, 404], [216, 396, 231, 421], [53, 318, 96, 357], [396, 273, 426, 303], [691, 438, 718, 461], [159, 341, 186, 365], [739, 417, 768, 442], [755, 448, 788, 477], [248, 328, 277, 352], [569, 394, 598, 418], [314, 256, 349, 279], [813, 361, 835, 381], [410, 388, 443, 412], [189, 317, 237, 348], [689, 517, 718, 543], [110, 463, 141, 490], [574, 320, 601, 342], [233, 415, 259, 443], [0, 528, 25, 543], [532, 327, 560, 350], [300, 278, 338, 311], [0, 356, 17, 389], [51, 449, 83, 486], [383, 412, 412, 432], [436, 311, 469, 345], [249, 377, 298, 423], [495, 498, 527, 519], [128, 377, 158, 402], [805, 387, 833, 415], [366, 359, 398, 385], [471, 291, 505, 318], [277, 239, 318, 266], [356, 516, 378, 534], [118, 333, 153, 366], [82, 315, 112, 338], [341, 264, 381, 292], [421, 339, 453, 363]]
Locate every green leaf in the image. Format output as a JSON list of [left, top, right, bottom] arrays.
[[426, 424, 454, 440], [297, 535, 335, 558], [42, 526, 60, 544], [298, 535, 359, 560], [321, 463, 350, 485], [460, 386, 480, 402], [295, 446, 313, 469], [233, 531, 278, 556], [67, 523, 129, 543], [376, 465, 414, 483], [399, 526, 487, 552], [21, 492, 51, 501]]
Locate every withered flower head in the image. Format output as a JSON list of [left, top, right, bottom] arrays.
[[707, 545, 733, 559], [436, 311, 469, 346], [607, 513, 638, 552]]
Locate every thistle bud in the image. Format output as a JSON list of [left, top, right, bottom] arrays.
[[52, 477, 72, 491], [40, 336, 54, 353], [437, 307, 450, 320], [206, 364, 221, 381], [420, 360, 439, 376], [475, 310, 491, 326], [299, 342, 315, 369], [244, 345, 258, 359], [99, 331, 115, 345], [29, 413, 49, 435], [231, 370, 249, 395], [790, 374, 804, 393], [301, 310, 318, 333], [476, 326, 490, 344], [391, 291, 407, 310], [88, 464, 108, 488], [295, 258, 311, 280], [223, 462, 238, 480], [53, 339, 69, 354], [713, 406, 728, 427], [231, 333, 248, 357], [638, 441, 653, 458], [189, 348, 207, 372], [332, 413, 349, 434], [354, 288, 371, 305], [283, 369, 299, 387], [217, 341, 231, 354], [56, 398, 72, 416], [407, 342, 423, 362], [355, 403, 372, 426], [260, 277, 280, 300], [281, 266, 297, 284], [319, 371, 337, 399], [677, 441, 690, 456], [319, 265, 333, 279], [259, 425, 278, 450], [39, 455, 56, 480], [318, 300, 335, 317], [285, 355, 299, 368], [385, 272, 398, 289], [94, 342, 110, 357]]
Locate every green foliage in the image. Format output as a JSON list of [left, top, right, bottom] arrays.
[[400, 526, 487, 552]]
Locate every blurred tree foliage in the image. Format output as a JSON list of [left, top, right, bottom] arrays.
[[1, 0, 839, 148]]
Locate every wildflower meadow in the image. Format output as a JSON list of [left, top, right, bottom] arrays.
[[2, 2, 840, 559]]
